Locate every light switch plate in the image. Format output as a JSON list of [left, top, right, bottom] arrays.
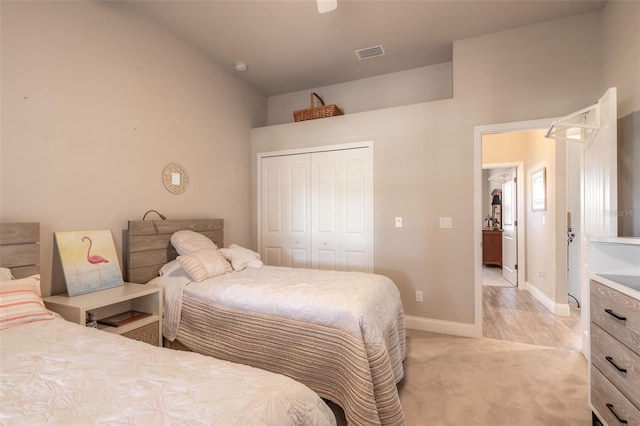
[[439, 217, 453, 228], [395, 217, 402, 228]]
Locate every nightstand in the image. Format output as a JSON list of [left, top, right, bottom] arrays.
[[44, 283, 163, 346]]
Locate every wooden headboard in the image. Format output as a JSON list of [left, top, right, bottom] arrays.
[[0, 223, 40, 278], [126, 219, 223, 284]]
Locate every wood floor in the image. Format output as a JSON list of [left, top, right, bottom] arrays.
[[482, 266, 582, 351]]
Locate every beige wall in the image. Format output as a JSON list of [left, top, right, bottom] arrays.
[[0, 1, 266, 296], [524, 131, 559, 302], [267, 62, 453, 126], [253, 11, 607, 324]]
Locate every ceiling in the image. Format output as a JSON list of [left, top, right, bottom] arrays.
[[126, 0, 607, 97]]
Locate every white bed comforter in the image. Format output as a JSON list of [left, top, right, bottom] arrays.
[[0, 317, 336, 426], [159, 265, 403, 344]]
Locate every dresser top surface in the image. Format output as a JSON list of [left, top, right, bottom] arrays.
[[598, 274, 640, 291]]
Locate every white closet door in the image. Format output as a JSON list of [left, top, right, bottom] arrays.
[[311, 148, 373, 272], [260, 154, 312, 268]]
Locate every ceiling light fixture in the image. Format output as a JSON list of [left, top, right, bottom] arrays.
[[317, 0, 337, 14], [234, 61, 248, 72]]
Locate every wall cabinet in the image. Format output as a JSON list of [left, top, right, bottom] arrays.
[[482, 229, 502, 268]]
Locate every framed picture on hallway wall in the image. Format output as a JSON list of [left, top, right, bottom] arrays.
[[54, 230, 124, 296], [531, 167, 546, 211]]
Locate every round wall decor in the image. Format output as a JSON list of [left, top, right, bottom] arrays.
[[162, 163, 189, 195]]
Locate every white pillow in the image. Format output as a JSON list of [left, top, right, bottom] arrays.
[[0, 267, 13, 281], [177, 249, 228, 282], [0, 274, 55, 330], [219, 244, 264, 272], [171, 230, 218, 255]]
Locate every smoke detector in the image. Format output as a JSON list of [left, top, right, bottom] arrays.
[[234, 61, 248, 72], [355, 45, 385, 61]]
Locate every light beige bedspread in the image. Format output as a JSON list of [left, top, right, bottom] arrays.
[[175, 295, 406, 426]]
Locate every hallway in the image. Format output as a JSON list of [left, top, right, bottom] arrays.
[[483, 277, 582, 351]]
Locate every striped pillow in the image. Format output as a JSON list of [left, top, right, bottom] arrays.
[[177, 249, 227, 282], [171, 230, 218, 255], [0, 275, 55, 330]]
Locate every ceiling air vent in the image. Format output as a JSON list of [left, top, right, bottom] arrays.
[[355, 45, 385, 61]]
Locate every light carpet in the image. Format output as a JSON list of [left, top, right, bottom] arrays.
[[331, 329, 590, 425]]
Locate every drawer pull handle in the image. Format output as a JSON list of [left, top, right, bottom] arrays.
[[606, 403, 628, 424], [605, 309, 627, 321], [605, 356, 627, 373]]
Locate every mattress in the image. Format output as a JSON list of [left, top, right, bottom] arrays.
[[156, 264, 407, 426], [0, 317, 336, 425]]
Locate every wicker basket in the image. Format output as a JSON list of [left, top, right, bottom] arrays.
[[293, 92, 343, 122]]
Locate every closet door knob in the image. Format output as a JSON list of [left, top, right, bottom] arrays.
[[323, 241, 328, 245]]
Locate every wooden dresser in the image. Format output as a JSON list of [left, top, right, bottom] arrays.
[[482, 229, 502, 268], [590, 275, 640, 425]]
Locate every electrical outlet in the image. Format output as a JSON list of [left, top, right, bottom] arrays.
[[416, 290, 423, 302]]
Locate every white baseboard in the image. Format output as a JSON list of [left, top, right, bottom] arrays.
[[405, 315, 481, 338], [524, 281, 571, 317]]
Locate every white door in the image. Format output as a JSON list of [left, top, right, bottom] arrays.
[[311, 148, 373, 272], [501, 169, 517, 285], [260, 154, 312, 268], [582, 87, 617, 356], [260, 146, 373, 272], [583, 88, 617, 237], [548, 88, 617, 356]]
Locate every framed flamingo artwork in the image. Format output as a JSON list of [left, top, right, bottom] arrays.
[[54, 229, 124, 296]]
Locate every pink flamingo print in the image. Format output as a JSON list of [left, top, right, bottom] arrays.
[[82, 236, 109, 284]]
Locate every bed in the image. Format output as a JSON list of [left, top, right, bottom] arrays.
[[126, 219, 407, 426], [0, 222, 336, 425]]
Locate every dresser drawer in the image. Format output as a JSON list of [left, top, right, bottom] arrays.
[[591, 280, 640, 355], [591, 324, 640, 408], [122, 321, 160, 346], [592, 366, 640, 426]]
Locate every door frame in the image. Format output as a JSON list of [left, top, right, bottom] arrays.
[[256, 141, 374, 267], [482, 161, 525, 287], [473, 118, 555, 337]]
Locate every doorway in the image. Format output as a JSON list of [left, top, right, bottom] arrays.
[[481, 164, 521, 289], [474, 119, 578, 350]]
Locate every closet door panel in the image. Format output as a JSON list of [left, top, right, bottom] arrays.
[[311, 148, 372, 272], [261, 155, 311, 268], [265, 167, 283, 232], [345, 251, 365, 272], [312, 153, 340, 270], [346, 159, 365, 235]]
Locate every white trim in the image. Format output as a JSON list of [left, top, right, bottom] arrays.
[[404, 315, 481, 338], [523, 281, 571, 317], [257, 141, 373, 159]]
